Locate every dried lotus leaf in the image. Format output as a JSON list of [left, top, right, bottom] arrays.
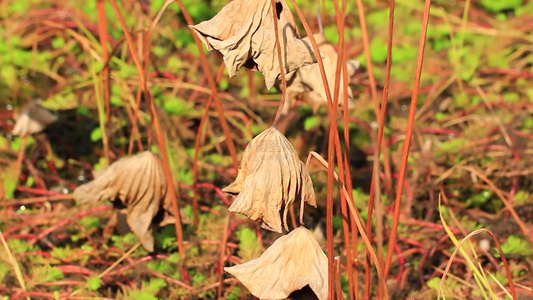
[[73, 151, 168, 252], [225, 227, 328, 300], [189, 0, 317, 89], [223, 127, 315, 233], [282, 33, 360, 114], [11, 101, 57, 136]]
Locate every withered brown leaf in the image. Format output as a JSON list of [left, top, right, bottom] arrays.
[[283, 33, 360, 114], [189, 0, 317, 89], [223, 127, 315, 233], [11, 101, 57, 136], [225, 226, 328, 300], [73, 151, 169, 252]]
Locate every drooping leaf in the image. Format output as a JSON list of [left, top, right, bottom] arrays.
[[225, 227, 328, 300], [223, 127, 316, 233], [189, 0, 317, 89], [11, 101, 57, 136], [73, 151, 172, 252], [283, 33, 359, 114]]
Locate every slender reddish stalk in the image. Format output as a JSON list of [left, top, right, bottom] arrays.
[[0, 167, 7, 227], [127, 88, 144, 154], [307, 152, 388, 299], [281, 2, 334, 297], [354, 0, 380, 117], [369, 0, 397, 297], [109, 0, 186, 257], [15, 136, 27, 178], [334, 256, 343, 299], [216, 213, 232, 298], [269, 0, 288, 128], [353, 0, 385, 293], [284, 2, 363, 298], [28, 205, 112, 245], [192, 64, 225, 226], [331, 0, 356, 298], [383, 0, 432, 279], [173, 0, 239, 172], [96, 0, 111, 124], [325, 102, 336, 300]]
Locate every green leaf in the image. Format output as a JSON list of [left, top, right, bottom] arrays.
[[87, 276, 101, 291], [143, 278, 167, 295], [332, 216, 343, 231], [226, 285, 241, 300], [323, 25, 339, 44], [31, 265, 64, 285], [0, 264, 9, 284], [155, 226, 177, 250], [392, 44, 417, 64], [503, 92, 519, 103], [51, 246, 74, 259], [513, 191, 530, 205], [479, 0, 522, 13], [51, 37, 65, 49], [236, 228, 261, 262], [90, 127, 102, 142], [498, 236, 533, 256], [218, 79, 229, 90], [1, 65, 17, 88], [369, 38, 387, 63], [465, 190, 492, 207], [304, 116, 321, 130], [77, 106, 90, 116], [162, 97, 194, 116], [11, 136, 35, 152], [80, 216, 100, 229], [426, 277, 441, 291]]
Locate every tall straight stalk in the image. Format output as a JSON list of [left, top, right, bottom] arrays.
[[173, 0, 239, 172], [109, 0, 185, 257], [383, 0, 432, 279]]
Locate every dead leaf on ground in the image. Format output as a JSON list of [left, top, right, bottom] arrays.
[[225, 226, 328, 300], [11, 101, 58, 136], [73, 151, 171, 252], [223, 127, 316, 233], [282, 33, 360, 114], [189, 0, 317, 89]]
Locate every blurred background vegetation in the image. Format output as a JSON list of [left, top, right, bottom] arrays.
[[0, 0, 532, 298]]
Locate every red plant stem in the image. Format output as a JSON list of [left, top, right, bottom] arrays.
[[372, 1, 396, 296], [331, 0, 356, 298], [11, 291, 65, 300], [269, 0, 288, 128], [284, 1, 365, 298], [15, 135, 27, 178], [0, 166, 7, 227], [334, 256, 343, 299], [383, 0, 432, 279], [353, 0, 383, 293], [41, 280, 85, 286], [15, 186, 63, 196], [196, 182, 231, 206], [149, 270, 194, 291], [279, 2, 336, 297], [325, 104, 336, 300], [192, 64, 225, 226], [96, 0, 111, 124], [108, 0, 186, 259], [216, 212, 232, 298], [28, 205, 112, 245], [394, 243, 404, 283], [127, 88, 144, 154], [2, 194, 73, 207], [173, 0, 239, 172]]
